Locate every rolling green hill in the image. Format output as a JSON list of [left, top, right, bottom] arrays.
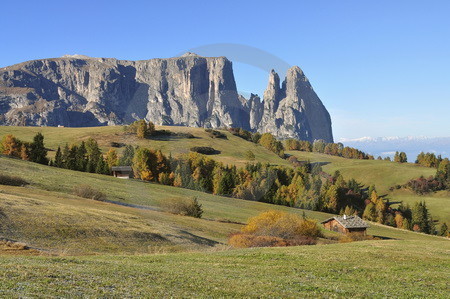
[[0, 125, 290, 168], [286, 150, 436, 193], [287, 150, 450, 223], [1, 130, 449, 297], [0, 156, 442, 255]]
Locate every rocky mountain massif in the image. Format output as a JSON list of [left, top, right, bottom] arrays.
[[0, 53, 333, 142]]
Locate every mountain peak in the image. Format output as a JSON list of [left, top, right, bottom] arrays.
[[180, 52, 201, 57]]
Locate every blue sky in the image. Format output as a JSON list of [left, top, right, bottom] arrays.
[[1, 0, 449, 139]]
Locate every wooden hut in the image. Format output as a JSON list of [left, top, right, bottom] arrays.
[[321, 215, 369, 235], [111, 166, 133, 179]]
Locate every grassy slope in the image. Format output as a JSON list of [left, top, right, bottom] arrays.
[[287, 150, 450, 223], [0, 157, 441, 255], [0, 240, 448, 297], [287, 151, 436, 193], [0, 125, 290, 168]]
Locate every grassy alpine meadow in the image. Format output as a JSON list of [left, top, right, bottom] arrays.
[[0, 125, 291, 168], [286, 150, 436, 193], [0, 239, 449, 297], [0, 128, 448, 297], [287, 150, 450, 224], [0, 155, 444, 256]]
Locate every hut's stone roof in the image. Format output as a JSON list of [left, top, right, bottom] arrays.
[[111, 166, 133, 172], [321, 215, 369, 229]]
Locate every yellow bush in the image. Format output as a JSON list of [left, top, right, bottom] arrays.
[[241, 210, 323, 239], [228, 233, 288, 248]]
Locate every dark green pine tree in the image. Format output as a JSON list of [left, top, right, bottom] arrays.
[[412, 201, 433, 234], [217, 168, 235, 196], [29, 133, 49, 165], [61, 144, 70, 169], [76, 141, 88, 171], [54, 146, 63, 168], [119, 145, 135, 166], [66, 145, 78, 170], [95, 156, 110, 175]]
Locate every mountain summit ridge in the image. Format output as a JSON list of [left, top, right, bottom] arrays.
[[0, 54, 333, 142]]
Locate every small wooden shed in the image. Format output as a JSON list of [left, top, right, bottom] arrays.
[[111, 166, 133, 179], [321, 215, 369, 235]]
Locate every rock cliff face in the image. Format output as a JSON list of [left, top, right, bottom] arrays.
[[0, 54, 333, 142], [249, 67, 333, 142]]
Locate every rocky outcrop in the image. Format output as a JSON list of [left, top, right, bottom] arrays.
[[0, 54, 333, 142], [249, 67, 333, 142]]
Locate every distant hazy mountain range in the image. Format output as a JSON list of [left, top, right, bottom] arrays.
[[339, 136, 450, 160]]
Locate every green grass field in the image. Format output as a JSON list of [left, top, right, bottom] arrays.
[[0, 125, 290, 168], [286, 151, 436, 193], [0, 156, 443, 256], [0, 239, 448, 297], [1, 127, 449, 297]]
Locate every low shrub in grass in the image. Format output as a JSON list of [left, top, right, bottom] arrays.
[[73, 185, 106, 201], [205, 128, 227, 139], [190, 146, 220, 155], [163, 197, 203, 218], [229, 233, 287, 248], [229, 233, 316, 248], [109, 142, 126, 148], [244, 150, 255, 161], [0, 174, 28, 186]]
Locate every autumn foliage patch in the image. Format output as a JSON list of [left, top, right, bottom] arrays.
[[229, 210, 322, 248]]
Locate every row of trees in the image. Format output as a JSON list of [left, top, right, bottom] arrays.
[[52, 139, 118, 175], [285, 139, 375, 160], [405, 158, 450, 194], [416, 152, 448, 168], [0, 133, 48, 165], [394, 151, 408, 163]]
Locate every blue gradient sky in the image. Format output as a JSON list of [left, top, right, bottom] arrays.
[[1, 0, 449, 139]]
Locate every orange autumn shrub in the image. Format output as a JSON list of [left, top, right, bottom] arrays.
[[242, 210, 323, 239], [229, 210, 322, 248]]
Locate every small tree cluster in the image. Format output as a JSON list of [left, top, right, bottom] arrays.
[[124, 119, 155, 139], [0, 133, 48, 165], [287, 138, 373, 160], [53, 138, 110, 174], [394, 151, 408, 163], [285, 139, 312, 152], [259, 133, 284, 157], [205, 128, 227, 139], [415, 152, 442, 168]]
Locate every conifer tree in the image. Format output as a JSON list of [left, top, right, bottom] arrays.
[[119, 145, 135, 166], [363, 202, 376, 221], [106, 148, 119, 169], [29, 133, 48, 165], [136, 120, 148, 139], [76, 141, 88, 171], [20, 144, 29, 160], [54, 146, 63, 168], [61, 144, 70, 169]]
